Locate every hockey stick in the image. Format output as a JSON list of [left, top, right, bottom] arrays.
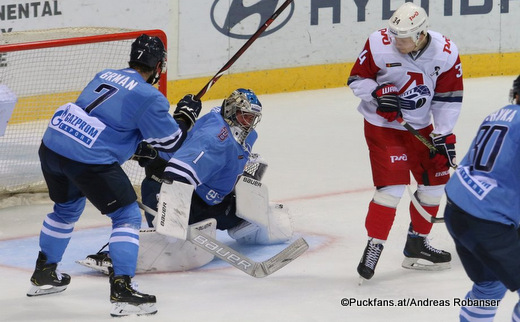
[[396, 116, 458, 169], [194, 0, 294, 100], [138, 201, 309, 278], [406, 185, 445, 224], [158, 0, 293, 234], [396, 116, 437, 153]]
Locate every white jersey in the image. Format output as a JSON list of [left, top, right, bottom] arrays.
[[348, 29, 463, 135]]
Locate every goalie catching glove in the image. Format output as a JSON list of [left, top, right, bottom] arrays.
[[173, 94, 202, 131], [372, 83, 401, 122], [430, 133, 457, 169]]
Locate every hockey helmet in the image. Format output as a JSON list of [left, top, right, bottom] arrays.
[[221, 88, 262, 145], [510, 75, 520, 104], [129, 34, 167, 84], [388, 2, 429, 46]]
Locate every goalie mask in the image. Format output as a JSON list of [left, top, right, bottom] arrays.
[[221, 88, 262, 145], [388, 2, 429, 47], [510, 75, 520, 104], [129, 34, 167, 85]]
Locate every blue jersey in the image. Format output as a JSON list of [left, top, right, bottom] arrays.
[[166, 109, 257, 205], [42, 68, 183, 164], [445, 104, 520, 227]]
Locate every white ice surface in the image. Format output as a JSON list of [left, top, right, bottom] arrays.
[[0, 76, 518, 321]]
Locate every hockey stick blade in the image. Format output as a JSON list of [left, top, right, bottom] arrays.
[[254, 237, 309, 278], [138, 201, 309, 277], [407, 185, 445, 224]]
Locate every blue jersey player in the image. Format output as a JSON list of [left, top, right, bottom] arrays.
[[444, 75, 520, 321], [27, 34, 202, 317], [80, 89, 293, 274]]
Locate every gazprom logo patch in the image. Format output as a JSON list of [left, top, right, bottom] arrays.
[[49, 103, 106, 148]]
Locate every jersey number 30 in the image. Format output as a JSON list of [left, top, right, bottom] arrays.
[[470, 125, 508, 172]]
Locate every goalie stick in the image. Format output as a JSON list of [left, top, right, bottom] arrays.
[[406, 185, 445, 224], [138, 201, 309, 278], [194, 0, 294, 100]]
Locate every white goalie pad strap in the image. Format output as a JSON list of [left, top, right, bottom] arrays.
[[155, 181, 194, 239], [137, 219, 216, 273]]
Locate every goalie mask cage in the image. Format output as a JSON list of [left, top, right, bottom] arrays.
[[0, 28, 167, 197]]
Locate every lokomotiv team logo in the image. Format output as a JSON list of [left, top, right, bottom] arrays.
[[210, 0, 295, 39], [399, 85, 432, 110]]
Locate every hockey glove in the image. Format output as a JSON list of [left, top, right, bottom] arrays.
[[132, 141, 158, 167], [144, 156, 168, 182], [243, 153, 268, 181], [430, 133, 457, 169], [372, 83, 401, 122], [173, 94, 202, 131]]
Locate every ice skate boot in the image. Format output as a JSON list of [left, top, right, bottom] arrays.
[[27, 251, 71, 297], [109, 267, 157, 317], [357, 239, 384, 282], [402, 231, 451, 271], [76, 243, 112, 275]]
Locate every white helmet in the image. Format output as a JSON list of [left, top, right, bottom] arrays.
[[388, 3, 429, 46]]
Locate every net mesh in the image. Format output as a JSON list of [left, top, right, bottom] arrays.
[[0, 28, 166, 197]]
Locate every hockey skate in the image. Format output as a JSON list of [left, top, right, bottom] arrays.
[[27, 251, 71, 297], [357, 239, 384, 282], [76, 243, 112, 275], [109, 267, 157, 317], [402, 231, 451, 271]]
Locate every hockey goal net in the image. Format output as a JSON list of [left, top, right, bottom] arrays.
[[0, 28, 168, 198]]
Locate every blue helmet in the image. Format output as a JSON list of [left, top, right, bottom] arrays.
[[221, 88, 262, 144]]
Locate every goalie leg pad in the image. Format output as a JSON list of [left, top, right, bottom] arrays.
[[234, 176, 293, 244], [137, 219, 216, 273], [155, 181, 194, 239], [235, 176, 270, 228], [235, 203, 293, 245], [227, 220, 259, 240]]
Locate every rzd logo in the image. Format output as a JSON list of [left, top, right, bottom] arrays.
[[390, 154, 407, 163]]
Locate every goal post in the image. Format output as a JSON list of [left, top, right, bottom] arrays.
[[0, 28, 167, 197]]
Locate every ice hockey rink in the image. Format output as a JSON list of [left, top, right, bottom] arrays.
[[0, 75, 518, 321]]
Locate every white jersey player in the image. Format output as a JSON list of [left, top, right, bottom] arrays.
[[347, 3, 463, 281]]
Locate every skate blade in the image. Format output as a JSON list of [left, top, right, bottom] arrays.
[[27, 284, 67, 297], [402, 257, 451, 271], [76, 258, 111, 275], [110, 302, 157, 317]]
